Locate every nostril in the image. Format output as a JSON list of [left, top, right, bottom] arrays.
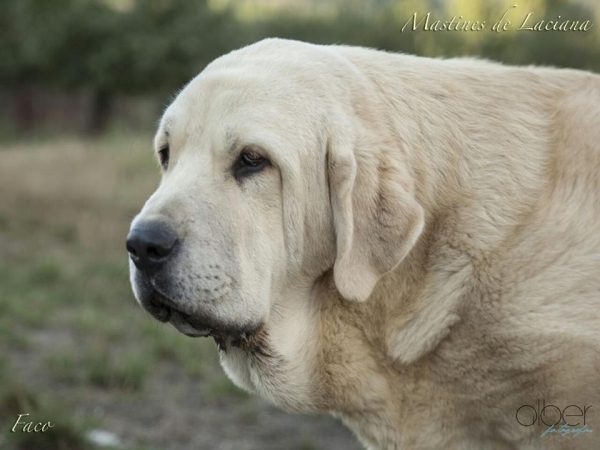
[[126, 221, 178, 271], [126, 241, 138, 257], [146, 240, 177, 260]]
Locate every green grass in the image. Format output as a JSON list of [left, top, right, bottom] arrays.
[[234, 400, 260, 424], [0, 378, 94, 450], [0, 321, 31, 350], [204, 376, 251, 401], [297, 438, 318, 450], [141, 321, 219, 377], [27, 259, 63, 285], [45, 343, 155, 391], [85, 351, 149, 391], [0, 374, 151, 450], [0, 133, 282, 450]]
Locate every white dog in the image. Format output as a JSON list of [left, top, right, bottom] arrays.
[[127, 39, 600, 449]]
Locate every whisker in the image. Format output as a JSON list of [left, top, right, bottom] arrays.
[[273, 302, 301, 311], [271, 305, 284, 319]]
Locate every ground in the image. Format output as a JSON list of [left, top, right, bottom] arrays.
[[0, 133, 361, 450]]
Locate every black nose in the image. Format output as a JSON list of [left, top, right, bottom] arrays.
[[126, 222, 178, 272]]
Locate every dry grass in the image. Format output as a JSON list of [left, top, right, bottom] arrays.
[[0, 133, 358, 450], [0, 134, 220, 449]]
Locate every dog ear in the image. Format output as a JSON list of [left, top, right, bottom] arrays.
[[328, 132, 424, 302]]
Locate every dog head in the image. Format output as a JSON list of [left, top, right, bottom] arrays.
[[127, 39, 424, 345]]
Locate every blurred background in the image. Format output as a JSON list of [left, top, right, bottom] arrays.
[[0, 1, 598, 449]]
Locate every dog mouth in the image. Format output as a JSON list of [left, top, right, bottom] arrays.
[[143, 287, 264, 350], [144, 288, 213, 338], [169, 310, 212, 338]]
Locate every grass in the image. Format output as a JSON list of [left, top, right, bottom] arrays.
[[204, 376, 251, 401], [0, 376, 156, 450], [140, 320, 219, 377], [0, 133, 234, 448], [45, 349, 151, 391], [0, 376, 93, 450], [0, 133, 355, 450]]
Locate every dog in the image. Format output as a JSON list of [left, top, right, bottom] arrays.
[[127, 39, 600, 449]]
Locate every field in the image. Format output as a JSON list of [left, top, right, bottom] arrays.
[[0, 134, 360, 450]]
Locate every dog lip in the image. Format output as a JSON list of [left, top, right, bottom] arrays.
[[141, 283, 253, 342], [137, 283, 176, 324], [169, 310, 212, 337], [140, 282, 213, 337], [145, 297, 171, 322]]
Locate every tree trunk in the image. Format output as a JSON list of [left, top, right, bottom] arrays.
[[87, 88, 113, 135], [15, 85, 34, 133]]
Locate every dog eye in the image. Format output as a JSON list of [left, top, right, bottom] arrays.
[[240, 151, 265, 167], [235, 150, 269, 179], [158, 145, 170, 170]]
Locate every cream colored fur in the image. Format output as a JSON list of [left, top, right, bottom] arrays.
[[131, 39, 600, 449]]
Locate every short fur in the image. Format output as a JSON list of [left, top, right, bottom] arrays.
[[129, 39, 600, 449]]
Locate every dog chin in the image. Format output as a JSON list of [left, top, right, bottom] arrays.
[[168, 312, 267, 355], [131, 268, 266, 351]]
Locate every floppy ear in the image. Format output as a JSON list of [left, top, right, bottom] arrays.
[[328, 133, 424, 302]]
